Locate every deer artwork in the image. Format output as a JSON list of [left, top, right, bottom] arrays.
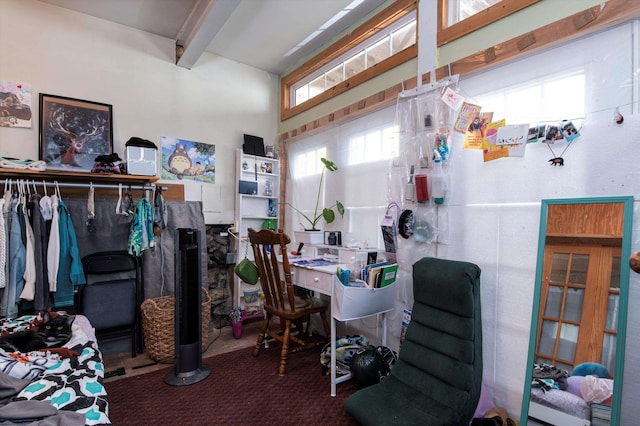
[[49, 110, 106, 166]]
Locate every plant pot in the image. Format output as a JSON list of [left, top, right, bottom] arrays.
[[294, 230, 324, 245]]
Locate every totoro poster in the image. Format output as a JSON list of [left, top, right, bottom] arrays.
[[161, 136, 215, 183]]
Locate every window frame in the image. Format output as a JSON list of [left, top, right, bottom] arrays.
[[280, 0, 418, 122], [281, 0, 541, 122], [437, 0, 541, 46]]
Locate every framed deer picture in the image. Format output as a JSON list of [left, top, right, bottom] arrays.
[[39, 93, 113, 172]]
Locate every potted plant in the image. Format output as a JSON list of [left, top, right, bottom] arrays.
[[281, 157, 345, 244]]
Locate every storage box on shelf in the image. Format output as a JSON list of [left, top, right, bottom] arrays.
[[233, 149, 280, 317]]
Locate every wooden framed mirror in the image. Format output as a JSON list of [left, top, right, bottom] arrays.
[[520, 196, 634, 426]]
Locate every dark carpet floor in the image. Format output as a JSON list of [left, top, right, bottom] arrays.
[[105, 343, 360, 425]]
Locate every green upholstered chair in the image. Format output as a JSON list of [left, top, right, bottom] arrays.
[[345, 257, 483, 426]]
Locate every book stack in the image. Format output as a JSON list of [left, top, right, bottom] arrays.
[[361, 262, 398, 288], [591, 402, 611, 425]]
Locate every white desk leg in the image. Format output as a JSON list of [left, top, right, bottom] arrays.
[[382, 313, 387, 346], [331, 314, 337, 397]]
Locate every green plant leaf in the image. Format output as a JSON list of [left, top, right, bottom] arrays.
[[322, 208, 336, 223], [321, 158, 338, 172], [336, 201, 345, 216]]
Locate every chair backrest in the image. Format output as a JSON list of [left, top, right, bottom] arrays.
[[80, 251, 140, 331], [247, 228, 296, 314], [394, 257, 483, 424]]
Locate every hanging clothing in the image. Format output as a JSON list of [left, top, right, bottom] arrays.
[[19, 200, 36, 302], [0, 191, 12, 294], [0, 196, 7, 289], [1, 200, 26, 318], [27, 192, 51, 311], [47, 194, 60, 291], [128, 198, 154, 257], [153, 187, 167, 231], [53, 199, 85, 308]]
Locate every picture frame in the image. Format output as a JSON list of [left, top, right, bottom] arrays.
[[39, 93, 113, 172]]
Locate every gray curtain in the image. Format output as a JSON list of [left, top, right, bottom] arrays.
[[66, 197, 207, 300]]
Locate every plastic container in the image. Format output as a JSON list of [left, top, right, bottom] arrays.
[[431, 150, 446, 205], [243, 288, 260, 303]]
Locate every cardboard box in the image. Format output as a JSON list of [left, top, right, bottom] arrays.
[[332, 280, 396, 321]]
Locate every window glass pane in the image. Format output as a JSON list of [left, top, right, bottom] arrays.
[[601, 332, 616, 376], [449, 0, 502, 26], [569, 254, 589, 285], [505, 85, 541, 124], [391, 21, 416, 54], [326, 63, 344, 89], [538, 320, 558, 357], [563, 288, 584, 322], [309, 75, 325, 99], [557, 323, 579, 362], [550, 253, 569, 283], [542, 74, 585, 122], [606, 293, 619, 330], [346, 125, 398, 166], [474, 71, 586, 127], [292, 147, 327, 179], [345, 52, 365, 79], [295, 85, 309, 105], [544, 286, 562, 318], [609, 256, 621, 290], [366, 36, 391, 67]]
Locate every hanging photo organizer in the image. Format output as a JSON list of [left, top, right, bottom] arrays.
[[390, 76, 459, 254]]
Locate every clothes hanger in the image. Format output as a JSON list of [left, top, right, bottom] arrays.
[[39, 179, 53, 221], [54, 180, 62, 201], [86, 182, 96, 233]]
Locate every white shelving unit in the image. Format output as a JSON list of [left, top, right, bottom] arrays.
[[233, 149, 280, 319]]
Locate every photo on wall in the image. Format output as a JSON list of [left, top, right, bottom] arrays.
[[161, 136, 215, 183], [0, 80, 32, 128]]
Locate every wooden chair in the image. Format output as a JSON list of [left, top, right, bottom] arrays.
[[248, 228, 330, 375]]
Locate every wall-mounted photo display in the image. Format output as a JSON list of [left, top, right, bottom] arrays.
[[39, 93, 113, 172], [0, 80, 32, 128]]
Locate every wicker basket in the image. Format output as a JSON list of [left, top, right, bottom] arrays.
[[141, 287, 211, 364]]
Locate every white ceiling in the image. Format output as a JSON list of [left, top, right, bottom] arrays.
[[37, 0, 389, 74]]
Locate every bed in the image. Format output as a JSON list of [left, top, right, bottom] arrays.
[[528, 375, 613, 426], [0, 313, 109, 425], [529, 388, 592, 425]]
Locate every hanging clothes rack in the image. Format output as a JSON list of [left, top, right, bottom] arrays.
[[10, 180, 166, 192]]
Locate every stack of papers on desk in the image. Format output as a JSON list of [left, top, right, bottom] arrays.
[[290, 258, 338, 267]]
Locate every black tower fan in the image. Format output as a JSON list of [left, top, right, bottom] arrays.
[[164, 228, 211, 386]]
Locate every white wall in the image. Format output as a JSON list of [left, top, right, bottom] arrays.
[[289, 20, 640, 421], [0, 0, 278, 224], [453, 22, 640, 421]]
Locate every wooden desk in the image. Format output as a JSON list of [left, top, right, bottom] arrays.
[[290, 259, 395, 396]]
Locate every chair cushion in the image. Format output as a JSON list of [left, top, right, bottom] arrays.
[[80, 279, 136, 330]]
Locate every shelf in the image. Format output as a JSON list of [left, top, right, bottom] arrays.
[[241, 171, 279, 178], [241, 215, 278, 220], [239, 194, 277, 199], [0, 167, 159, 185]]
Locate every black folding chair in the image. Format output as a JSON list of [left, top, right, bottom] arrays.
[[77, 251, 142, 358]]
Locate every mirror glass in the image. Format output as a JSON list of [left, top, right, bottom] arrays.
[[521, 196, 633, 426]]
